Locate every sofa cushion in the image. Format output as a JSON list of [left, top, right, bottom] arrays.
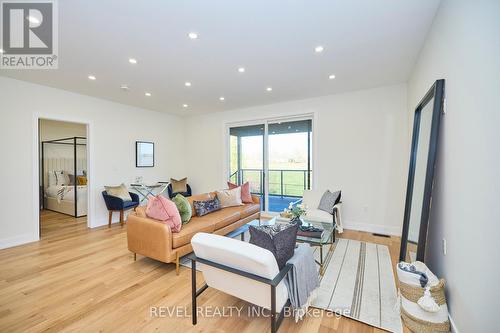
[[170, 177, 188, 193], [227, 181, 253, 203], [193, 198, 221, 216], [145, 195, 182, 233], [318, 190, 341, 214], [306, 208, 333, 223], [187, 193, 214, 217], [238, 203, 260, 219], [216, 187, 243, 208], [172, 217, 215, 248], [105, 183, 132, 201], [249, 223, 299, 269], [204, 207, 241, 230], [172, 194, 192, 224]]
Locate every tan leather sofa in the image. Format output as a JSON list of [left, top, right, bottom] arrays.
[[127, 192, 261, 274]]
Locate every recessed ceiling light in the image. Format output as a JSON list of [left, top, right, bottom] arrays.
[[219, 97, 225, 101], [266, 87, 273, 92], [185, 82, 192, 87], [182, 104, 188, 108], [120, 84, 130, 91], [88, 75, 96, 80], [145, 92, 151, 97], [314, 45, 324, 53], [27, 16, 40, 24], [238, 67, 245, 73], [188, 32, 198, 39], [328, 74, 336, 80], [0, 48, 4, 54], [128, 58, 137, 64]]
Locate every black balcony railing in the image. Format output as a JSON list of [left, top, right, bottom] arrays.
[[229, 168, 311, 198]]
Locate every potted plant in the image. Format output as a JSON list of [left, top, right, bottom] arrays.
[[284, 202, 307, 225]]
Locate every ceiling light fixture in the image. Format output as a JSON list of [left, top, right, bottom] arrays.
[[27, 16, 40, 24], [0, 48, 4, 54], [238, 67, 245, 73], [145, 92, 151, 97], [88, 75, 96, 80], [182, 104, 188, 108], [185, 82, 192, 87], [128, 58, 137, 64], [266, 87, 273, 92], [328, 74, 336, 80], [314, 45, 324, 53], [219, 97, 225, 101], [120, 84, 130, 91], [188, 32, 198, 39]]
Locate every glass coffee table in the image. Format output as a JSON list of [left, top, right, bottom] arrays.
[[271, 216, 336, 275]]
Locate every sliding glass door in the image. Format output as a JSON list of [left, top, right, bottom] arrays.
[[228, 117, 313, 213], [267, 119, 312, 212], [229, 124, 266, 210]]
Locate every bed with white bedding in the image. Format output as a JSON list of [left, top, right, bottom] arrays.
[[45, 185, 88, 217]]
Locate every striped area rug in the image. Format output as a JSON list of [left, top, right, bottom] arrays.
[[311, 238, 402, 333]]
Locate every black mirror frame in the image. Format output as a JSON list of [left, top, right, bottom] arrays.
[[135, 141, 155, 168], [399, 79, 445, 262]]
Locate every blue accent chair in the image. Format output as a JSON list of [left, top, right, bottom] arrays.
[[167, 183, 192, 199], [102, 191, 140, 227]]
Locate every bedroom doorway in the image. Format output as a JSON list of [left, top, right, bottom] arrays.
[[38, 119, 89, 238]]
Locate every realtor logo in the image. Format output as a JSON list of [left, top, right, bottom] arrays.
[[1, 0, 58, 69]]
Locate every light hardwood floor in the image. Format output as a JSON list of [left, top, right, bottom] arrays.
[[0, 211, 409, 333]]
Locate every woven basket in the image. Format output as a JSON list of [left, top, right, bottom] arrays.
[[401, 309, 450, 333], [399, 274, 450, 332]]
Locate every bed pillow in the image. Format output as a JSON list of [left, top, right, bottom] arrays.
[[216, 187, 242, 208], [48, 171, 58, 186], [227, 181, 253, 203], [318, 190, 341, 214], [146, 195, 182, 232], [193, 198, 221, 216], [104, 183, 132, 201], [77, 176, 87, 185], [172, 194, 192, 224], [50, 171, 69, 186], [249, 223, 298, 269]]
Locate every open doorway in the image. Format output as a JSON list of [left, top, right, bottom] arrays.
[[38, 119, 89, 238]]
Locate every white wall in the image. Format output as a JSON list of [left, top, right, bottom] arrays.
[[407, 0, 500, 331], [0, 76, 186, 249], [184, 84, 409, 235]]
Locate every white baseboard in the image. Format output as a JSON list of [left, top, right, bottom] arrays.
[[342, 220, 401, 236], [0, 233, 38, 250]]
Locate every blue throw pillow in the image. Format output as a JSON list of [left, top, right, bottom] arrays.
[[193, 198, 221, 217]]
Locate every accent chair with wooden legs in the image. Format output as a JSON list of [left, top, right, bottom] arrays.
[[102, 191, 140, 227]]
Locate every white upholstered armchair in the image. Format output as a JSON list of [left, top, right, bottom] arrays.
[[300, 189, 343, 233], [190, 232, 292, 333]]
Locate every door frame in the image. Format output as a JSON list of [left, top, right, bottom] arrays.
[[33, 113, 93, 240], [223, 112, 316, 214]]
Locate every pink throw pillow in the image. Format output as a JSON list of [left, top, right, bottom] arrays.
[[227, 181, 253, 203], [145, 195, 182, 233]]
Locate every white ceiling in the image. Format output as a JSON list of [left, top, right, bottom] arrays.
[[0, 0, 440, 115]]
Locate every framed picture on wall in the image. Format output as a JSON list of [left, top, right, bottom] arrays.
[[136, 141, 154, 167]]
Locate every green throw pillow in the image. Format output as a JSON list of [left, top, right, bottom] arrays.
[[172, 194, 192, 224]]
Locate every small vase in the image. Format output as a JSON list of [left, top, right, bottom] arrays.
[[290, 216, 302, 225]]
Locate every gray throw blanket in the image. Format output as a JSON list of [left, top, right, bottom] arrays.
[[284, 243, 320, 321]]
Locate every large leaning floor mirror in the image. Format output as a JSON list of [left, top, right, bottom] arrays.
[[400, 79, 445, 262]]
